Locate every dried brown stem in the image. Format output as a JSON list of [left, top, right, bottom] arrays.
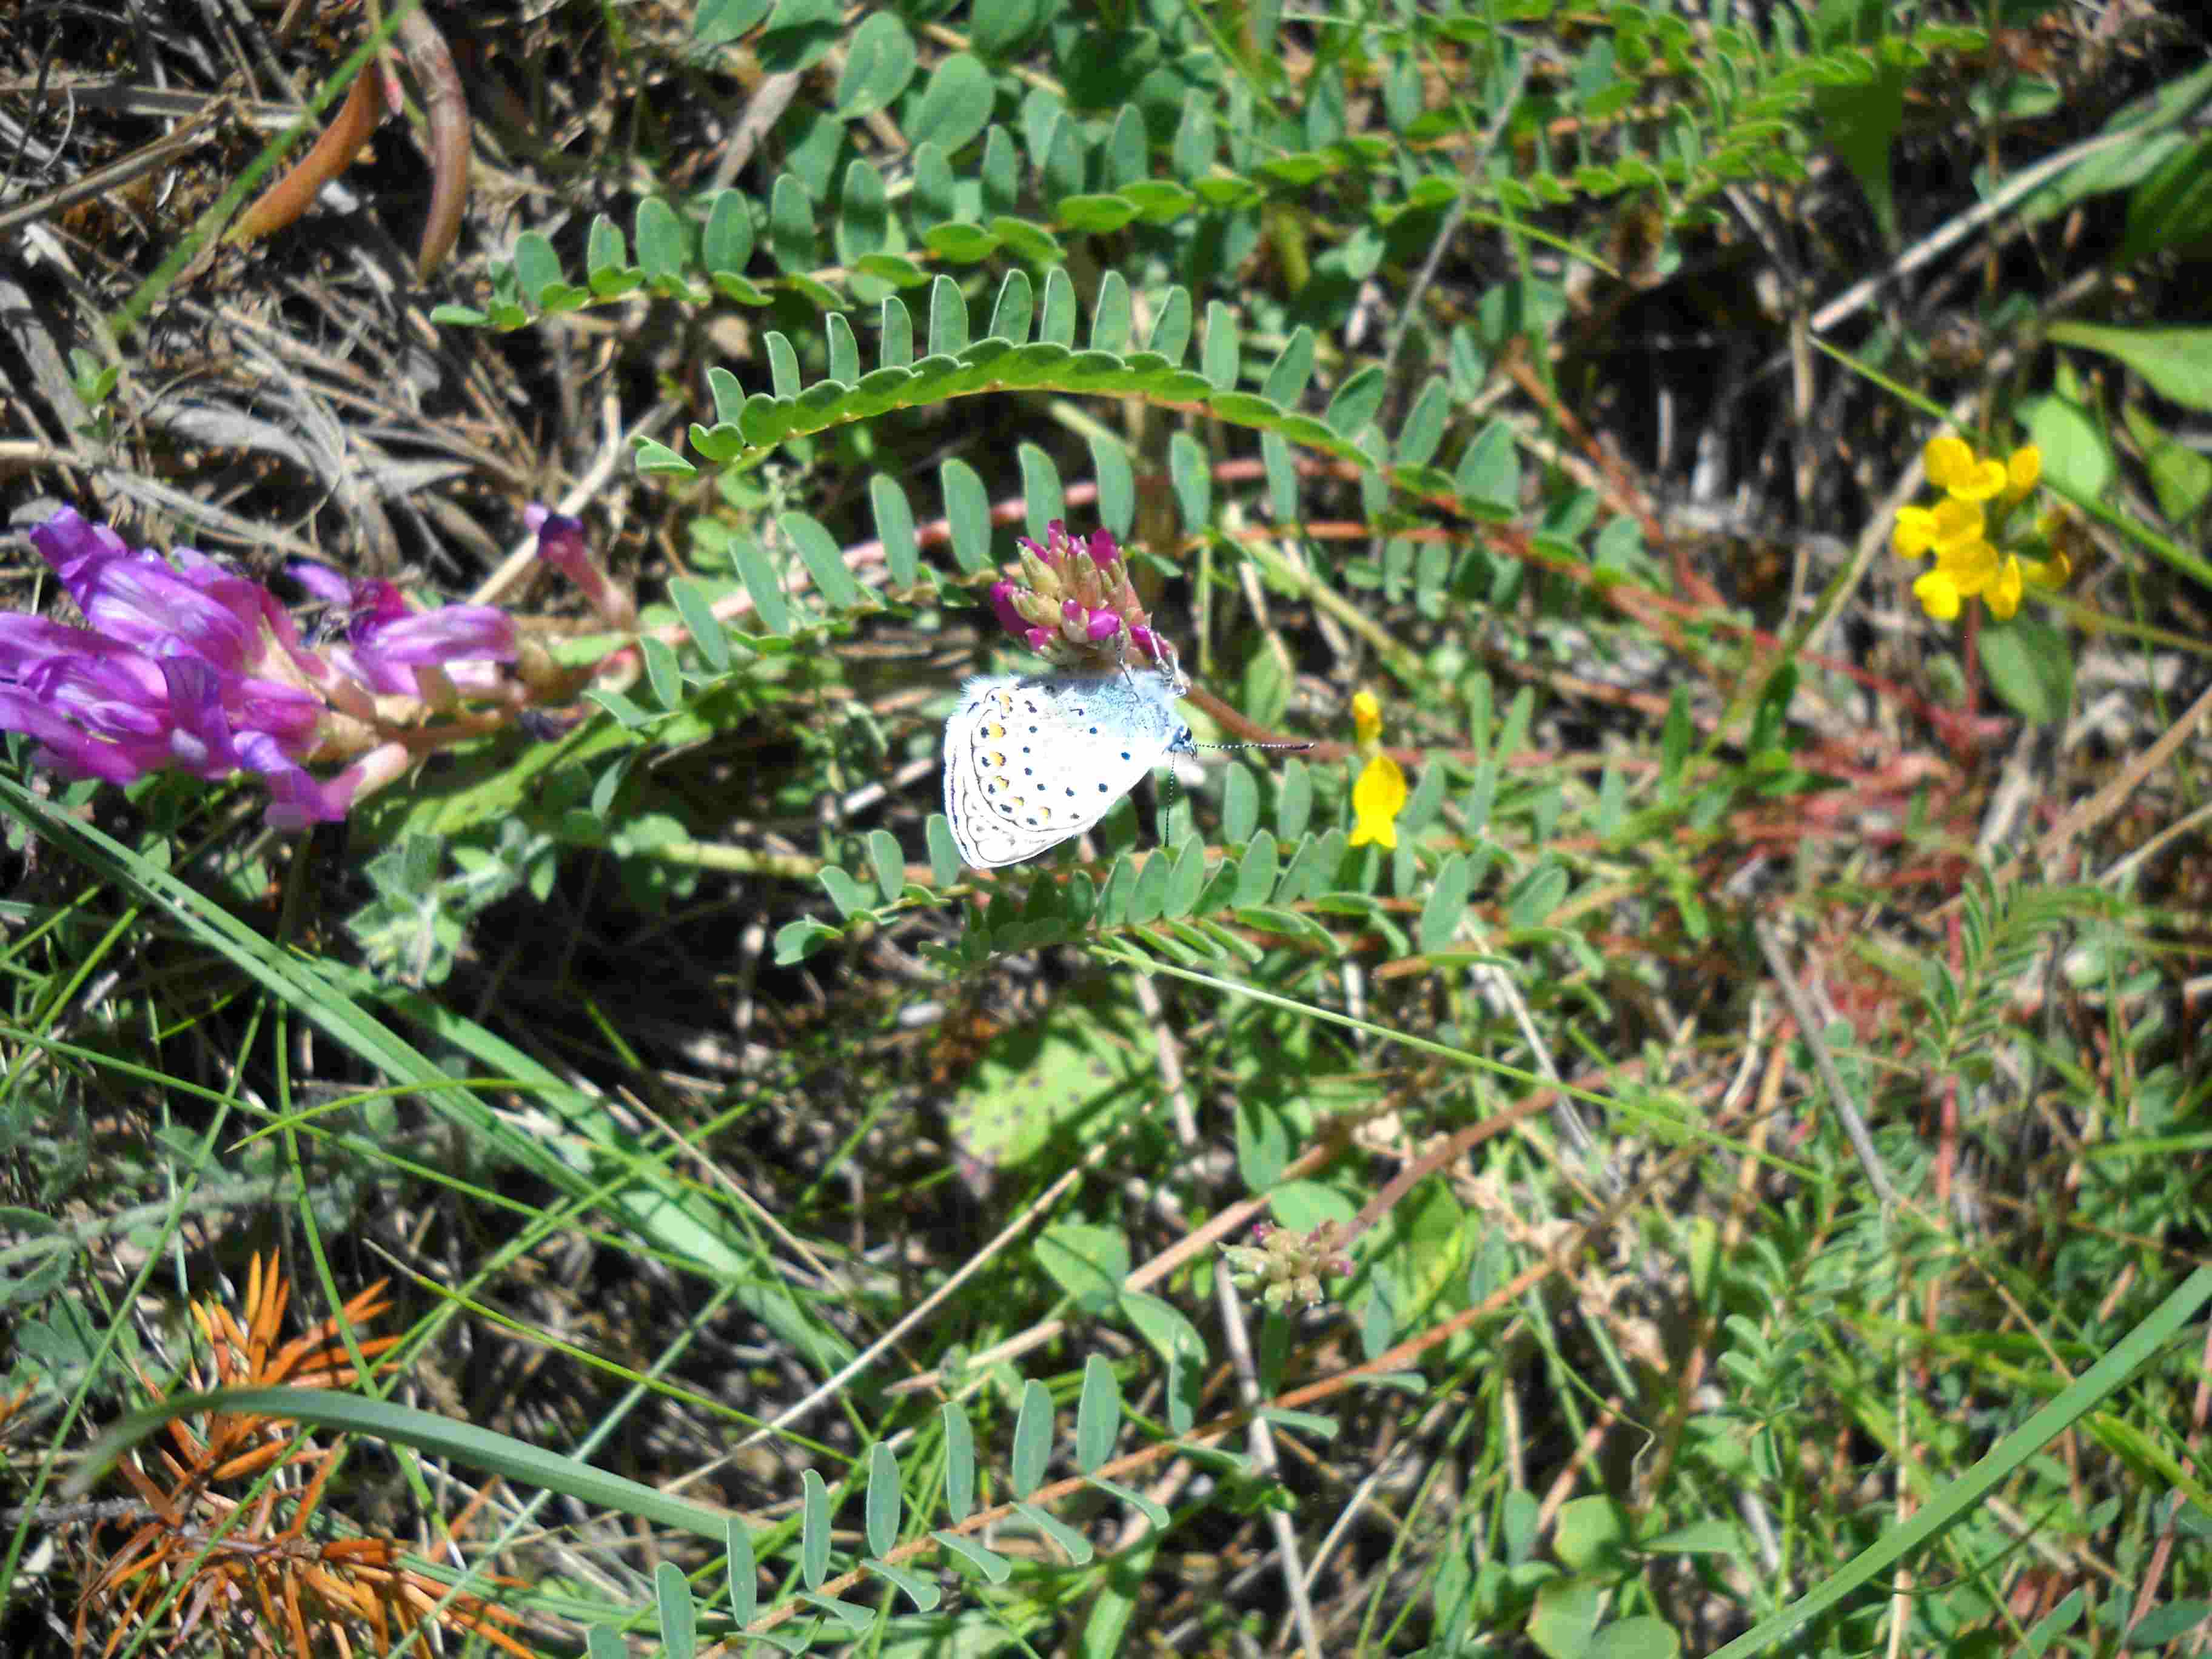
[[395, 5, 469, 278], [228, 63, 382, 244]]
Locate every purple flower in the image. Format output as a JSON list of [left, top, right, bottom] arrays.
[[2, 508, 538, 828]]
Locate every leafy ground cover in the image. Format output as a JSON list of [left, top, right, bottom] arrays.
[[2, 1, 2211, 1655]]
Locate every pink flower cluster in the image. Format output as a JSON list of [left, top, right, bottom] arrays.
[[987, 521, 1166, 669], [0, 507, 614, 829]]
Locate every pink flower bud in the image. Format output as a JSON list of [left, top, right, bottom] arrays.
[[989, 581, 1026, 637]]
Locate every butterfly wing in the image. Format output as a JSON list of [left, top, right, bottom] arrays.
[[942, 673, 1178, 870]]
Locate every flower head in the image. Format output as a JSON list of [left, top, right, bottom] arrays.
[[0, 507, 576, 828], [1221, 1220, 1355, 1312], [982, 520, 1168, 671], [1894, 435, 2065, 623]]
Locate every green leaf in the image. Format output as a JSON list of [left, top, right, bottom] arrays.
[[1232, 830, 1278, 907], [2021, 393, 2113, 500], [873, 476, 920, 587], [1018, 443, 1065, 541], [1979, 615, 2073, 724], [988, 268, 1034, 343], [867, 830, 906, 905], [1040, 266, 1077, 346], [1418, 853, 1472, 953], [1589, 1617, 1681, 1659], [758, 0, 839, 73], [768, 172, 819, 273], [933, 1530, 1011, 1581], [633, 436, 695, 478], [2047, 322, 2212, 413], [731, 535, 793, 634], [1202, 300, 1239, 392], [1059, 192, 1141, 232], [634, 198, 690, 286], [942, 458, 992, 574], [1529, 1575, 1603, 1659], [817, 866, 870, 920], [928, 273, 970, 355], [654, 1560, 697, 1659], [864, 1441, 901, 1560], [1325, 363, 1387, 437], [1035, 1222, 1128, 1314], [1076, 1353, 1121, 1472], [1011, 1378, 1053, 1496], [1554, 1496, 1632, 1575], [2117, 133, 2212, 266], [782, 511, 863, 609], [1169, 431, 1211, 531], [834, 11, 916, 118], [909, 52, 994, 153], [1810, 57, 1907, 240], [800, 1469, 831, 1587], [692, 0, 769, 45], [774, 917, 840, 964], [1091, 431, 1135, 535]]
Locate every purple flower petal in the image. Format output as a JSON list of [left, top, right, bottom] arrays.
[[287, 560, 354, 605], [229, 676, 322, 755], [1084, 528, 1121, 566], [528, 508, 591, 580], [154, 656, 241, 777], [0, 614, 141, 676], [1085, 611, 1122, 642], [989, 581, 1026, 637], [0, 686, 127, 780], [236, 732, 358, 830], [23, 652, 169, 737], [358, 605, 518, 666]]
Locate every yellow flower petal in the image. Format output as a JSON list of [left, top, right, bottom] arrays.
[[1351, 689, 1382, 746], [1892, 505, 1938, 557], [1986, 556, 2023, 620], [1925, 435, 1974, 488], [1350, 754, 1407, 850], [1912, 568, 1962, 621], [1929, 497, 1985, 553], [1948, 456, 2010, 503], [2003, 445, 2041, 501]]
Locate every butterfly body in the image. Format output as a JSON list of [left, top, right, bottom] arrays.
[[942, 663, 1193, 869]]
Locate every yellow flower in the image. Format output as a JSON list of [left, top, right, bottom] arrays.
[[1351, 689, 1382, 747], [1896, 435, 2062, 623], [1350, 754, 1407, 850]]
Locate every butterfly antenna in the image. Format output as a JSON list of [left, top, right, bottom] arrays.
[[1197, 739, 1316, 753]]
